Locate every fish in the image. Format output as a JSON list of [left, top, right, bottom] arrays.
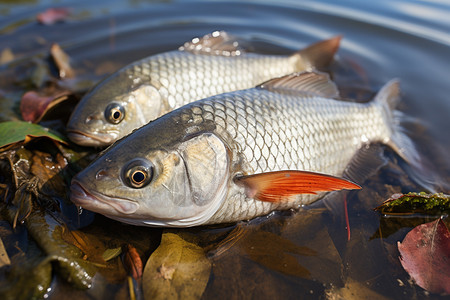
[[70, 71, 420, 227], [66, 31, 341, 147]]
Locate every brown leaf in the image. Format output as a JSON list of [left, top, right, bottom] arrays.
[[37, 8, 71, 25], [50, 43, 75, 79], [122, 244, 143, 280], [398, 218, 450, 294], [0, 236, 11, 267]]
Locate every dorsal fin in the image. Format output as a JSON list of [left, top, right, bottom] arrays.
[[258, 71, 340, 98], [179, 31, 247, 56], [295, 35, 342, 70]]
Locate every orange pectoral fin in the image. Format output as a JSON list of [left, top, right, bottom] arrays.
[[234, 170, 361, 203]]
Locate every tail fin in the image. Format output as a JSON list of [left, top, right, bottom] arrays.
[[293, 36, 342, 70], [375, 80, 438, 192], [374, 80, 419, 166]]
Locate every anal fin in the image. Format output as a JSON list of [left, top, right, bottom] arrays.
[[234, 170, 361, 203]]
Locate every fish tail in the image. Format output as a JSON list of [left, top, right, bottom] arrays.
[[374, 79, 419, 165], [375, 80, 438, 192], [293, 35, 342, 70]]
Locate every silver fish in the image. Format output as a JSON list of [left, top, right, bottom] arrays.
[[66, 31, 341, 147], [70, 72, 419, 227]]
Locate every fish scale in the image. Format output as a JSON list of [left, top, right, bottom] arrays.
[[67, 33, 341, 147], [70, 72, 415, 227], [181, 88, 389, 223], [139, 52, 297, 109]]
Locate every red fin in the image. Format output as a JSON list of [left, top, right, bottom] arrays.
[[235, 170, 361, 203]]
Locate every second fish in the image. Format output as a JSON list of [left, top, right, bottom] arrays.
[[67, 31, 341, 147]]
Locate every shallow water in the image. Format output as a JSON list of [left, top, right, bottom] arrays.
[[0, 0, 449, 299]]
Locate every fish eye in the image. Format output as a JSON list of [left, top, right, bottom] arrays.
[[105, 103, 125, 124], [122, 159, 154, 188]]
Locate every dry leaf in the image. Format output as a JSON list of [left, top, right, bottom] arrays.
[[398, 218, 450, 294], [122, 244, 143, 280], [0, 236, 11, 267]]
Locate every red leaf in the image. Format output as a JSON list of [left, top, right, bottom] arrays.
[[122, 244, 143, 280], [20, 91, 53, 123], [20, 91, 70, 123], [398, 218, 450, 294], [37, 8, 71, 25]]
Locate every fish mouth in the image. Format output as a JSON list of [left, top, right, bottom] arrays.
[[66, 129, 116, 147], [70, 181, 139, 215]]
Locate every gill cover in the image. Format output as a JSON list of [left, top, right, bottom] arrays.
[[142, 133, 229, 227]]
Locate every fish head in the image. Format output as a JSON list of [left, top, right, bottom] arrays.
[[67, 72, 165, 147], [70, 119, 230, 227]]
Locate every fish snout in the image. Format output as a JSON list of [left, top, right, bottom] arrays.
[[70, 181, 139, 215], [66, 129, 115, 147]]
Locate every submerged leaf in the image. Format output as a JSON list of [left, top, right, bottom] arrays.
[[241, 230, 316, 278], [143, 232, 211, 300], [398, 218, 450, 294], [375, 192, 450, 215], [325, 277, 390, 300], [0, 121, 66, 151]]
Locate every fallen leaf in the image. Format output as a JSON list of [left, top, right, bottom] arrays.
[[37, 8, 71, 25], [143, 232, 211, 300], [61, 228, 107, 266], [0, 121, 66, 151], [0, 236, 11, 267], [103, 247, 122, 262], [122, 244, 143, 280], [398, 218, 450, 294], [50, 43, 75, 79], [35, 93, 78, 124], [20, 91, 53, 122]]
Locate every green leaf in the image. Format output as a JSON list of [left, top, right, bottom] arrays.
[[0, 121, 67, 150], [102, 247, 122, 262], [374, 192, 450, 215], [143, 232, 211, 300]]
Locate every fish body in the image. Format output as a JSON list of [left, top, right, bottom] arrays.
[[70, 72, 418, 227], [66, 31, 341, 146]]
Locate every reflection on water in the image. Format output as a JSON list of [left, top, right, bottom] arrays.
[[0, 0, 449, 299]]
